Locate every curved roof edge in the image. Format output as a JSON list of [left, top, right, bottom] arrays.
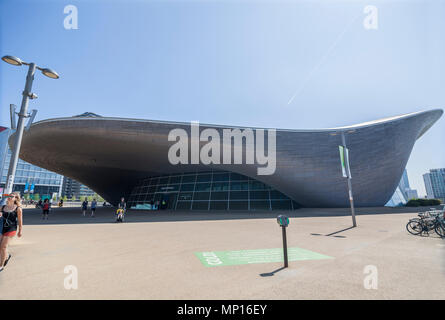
[[30, 108, 443, 134]]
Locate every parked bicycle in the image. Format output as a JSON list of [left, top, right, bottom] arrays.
[[406, 207, 445, 237]]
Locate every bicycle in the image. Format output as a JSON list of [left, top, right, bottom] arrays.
[[434, 215, 445, 238], [406, 210, 444, 237]]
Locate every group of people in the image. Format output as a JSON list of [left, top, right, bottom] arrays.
[[0, 192, 23, 272], [80, 197, 126, 222], [81, 198, 98, 217]]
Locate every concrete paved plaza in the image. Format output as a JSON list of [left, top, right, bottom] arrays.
[[0, 206, 444, 299]]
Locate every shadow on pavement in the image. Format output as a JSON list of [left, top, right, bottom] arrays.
[[260, 266, 287, 277]]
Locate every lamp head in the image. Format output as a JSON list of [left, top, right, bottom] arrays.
[[41, 68, 59, 79], [2, 55, 23, 66]]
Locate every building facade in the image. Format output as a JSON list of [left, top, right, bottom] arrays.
[[61, 176, 96, 199], [423, 173, 435, 199], [405, 189, 419, 200], [395, 169, 418, 202], [0, 126, 63, 198], [9, 109, 443, 209], [128, 170, 300, 210], [423, 169, 445, 202]]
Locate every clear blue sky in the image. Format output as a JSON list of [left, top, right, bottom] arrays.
[[1, 0, 444, 196]]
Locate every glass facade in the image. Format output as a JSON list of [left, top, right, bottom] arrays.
[[0, 128, 63, 197], [423, 169, 445, 202], [62, 176, 96, 199], [128, 171, 301, 210], [385, 186, 406, 207]]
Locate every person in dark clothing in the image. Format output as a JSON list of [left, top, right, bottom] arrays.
[[42, 199, 50, 220], [91, 199, 97, 217], [0, 193, 23, 272], [81, 198, 88, 216]]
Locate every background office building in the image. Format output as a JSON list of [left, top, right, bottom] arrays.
[[405, 189, 419, 201], [423, 169, 445, 202], [0, 126, 63, 198], [386, 169, 418, 206], [399, 169, 418, 200], [62, 176, 95, 199]]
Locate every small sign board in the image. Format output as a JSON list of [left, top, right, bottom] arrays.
[[338, 145, 351, 178], [277, 215, 289, 227]]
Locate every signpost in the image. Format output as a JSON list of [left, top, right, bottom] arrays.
[[339, 132, 357, 227], [277, 215, 290, 268]]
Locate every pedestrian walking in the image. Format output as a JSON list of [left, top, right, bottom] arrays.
[[42, 199, 50, 220], [81, 198, 88, 216], [91, 199, 97, 217], [0, 192, 23, 272]]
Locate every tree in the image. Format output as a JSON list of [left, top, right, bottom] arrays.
[[92, 193, 105, 203], [33, 193, 40, 201], [406, 198, 442, 207]]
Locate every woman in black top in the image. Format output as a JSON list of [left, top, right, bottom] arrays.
[[0, 193, 23, 272]]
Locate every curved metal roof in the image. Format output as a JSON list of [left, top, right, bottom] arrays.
[[12, 109, 443, 207]]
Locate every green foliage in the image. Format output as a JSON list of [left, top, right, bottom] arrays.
[[96, 194, 105, 202], [33, 193, 40, 201], [406, 198, 442, 207]]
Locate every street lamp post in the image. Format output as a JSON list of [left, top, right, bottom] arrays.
[[331, 129, 357, 227], [1, 55, 59, 197], [341, 131, 357, 227]]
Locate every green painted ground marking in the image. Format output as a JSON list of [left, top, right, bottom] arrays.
[[195, 247, 333, 267]]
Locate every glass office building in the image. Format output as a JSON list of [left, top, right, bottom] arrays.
[[385, 169, 419, 206], [385, 186, 407, 207], [0, 127, 63, 197], [61, 176, 96, 199], [423, 169, 445, 202], [128, 171, 301, 210]]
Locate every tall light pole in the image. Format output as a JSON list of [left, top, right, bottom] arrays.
[[331, 129, 357, 227], [341, 130, 357, 227], [1, 55, 59, 197]]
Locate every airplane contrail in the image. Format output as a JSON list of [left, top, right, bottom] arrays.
[[287, 12, 362, 106]]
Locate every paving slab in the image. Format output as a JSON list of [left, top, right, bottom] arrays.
[[0, 207, 444, 299]]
